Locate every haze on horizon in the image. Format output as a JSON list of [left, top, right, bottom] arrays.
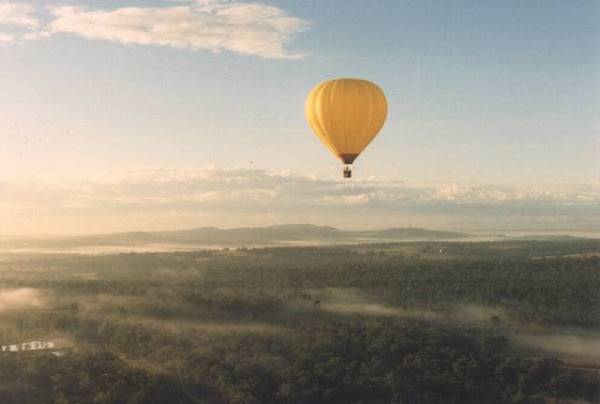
[[1, 0, 598, 235]]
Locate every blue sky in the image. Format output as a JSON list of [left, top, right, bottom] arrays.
[[0, 0, 598, 234]]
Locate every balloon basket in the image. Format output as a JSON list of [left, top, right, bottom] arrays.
[[343, 166, 352, 178]]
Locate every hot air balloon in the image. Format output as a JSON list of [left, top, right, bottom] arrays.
[[305, 78, 388, 178]]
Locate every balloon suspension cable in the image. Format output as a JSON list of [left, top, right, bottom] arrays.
[[343, 165, 352, 179]]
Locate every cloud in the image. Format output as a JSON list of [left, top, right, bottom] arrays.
[[0, 31, 13, 42], [0, 1, 38, 43], [0, 167, 598, 235], [22, 29, 51, 41], [425, 182, 600, 204], [45, 1, 308, 58], [0, 2, 38, 29]]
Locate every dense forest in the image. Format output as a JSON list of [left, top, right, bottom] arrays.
[[0, 240, 598, 403]]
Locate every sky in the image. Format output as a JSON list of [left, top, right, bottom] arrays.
[[0, 0, 599, 235]]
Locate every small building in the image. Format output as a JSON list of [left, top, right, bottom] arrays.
[[2, 340, 58, 354]]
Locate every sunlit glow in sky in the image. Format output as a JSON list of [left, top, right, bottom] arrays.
[[1, 0, 598, 234]]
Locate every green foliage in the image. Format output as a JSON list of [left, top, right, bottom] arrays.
[[0, 240, 598, 403]]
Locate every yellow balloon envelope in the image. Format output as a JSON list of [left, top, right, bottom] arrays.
[[305, 78, 387, 177]]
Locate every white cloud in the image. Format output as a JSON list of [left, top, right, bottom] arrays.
[[0, 2, 38, 29], [45, 1, 308, 58], [22, 29, 50, 40], [0, 168, 598, 235], [428, 183, 512, 203], [0, 30, 13, 42]]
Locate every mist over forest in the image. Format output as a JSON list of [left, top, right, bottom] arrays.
[[0, 239, 598, 403]]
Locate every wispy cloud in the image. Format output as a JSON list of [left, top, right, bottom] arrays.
[[0, 2, 38, 43], [1, 168, 598, 235], [0, 2, 38, 28], [3, 0, 307, 58], [0, 31, 13, 42]]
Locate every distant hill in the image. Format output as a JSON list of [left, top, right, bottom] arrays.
[[0, 224, 472, 250], [509, 234, 583, 241]]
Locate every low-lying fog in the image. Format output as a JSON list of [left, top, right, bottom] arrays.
[[297, 288, 600, 363], [1, 286, 598, 365], [0, 288, 44, 311], [302, 288, 509, 325], [513, 333, 600, 363]]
